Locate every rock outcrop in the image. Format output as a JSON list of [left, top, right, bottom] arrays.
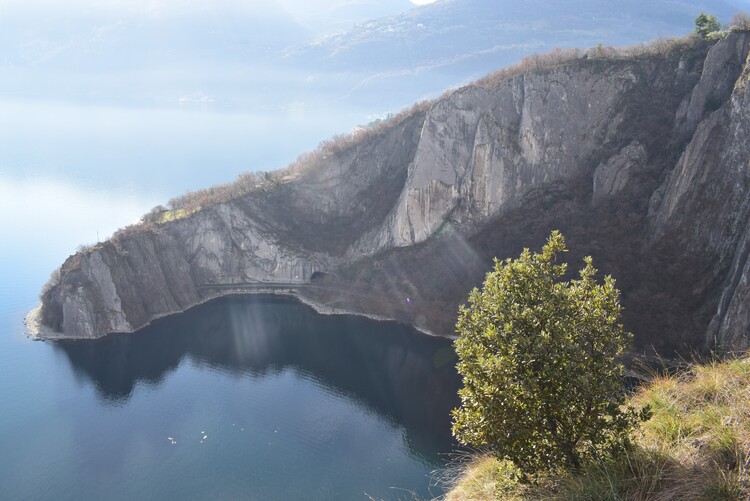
[[34, 32, 750, 354]]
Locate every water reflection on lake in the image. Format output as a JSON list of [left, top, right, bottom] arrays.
[[52, 295, 460, 500]]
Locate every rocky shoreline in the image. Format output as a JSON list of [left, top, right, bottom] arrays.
[[26, 288, 446, 341]]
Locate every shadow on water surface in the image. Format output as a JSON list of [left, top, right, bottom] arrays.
[[54, 295, 461, 458]]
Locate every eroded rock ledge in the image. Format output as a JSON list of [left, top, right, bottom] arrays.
[[34, 32, 750, 354]]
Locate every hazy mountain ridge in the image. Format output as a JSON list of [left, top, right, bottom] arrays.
[[4, 0, 747, 110], [285, 0, 748, 103], [34, 31, 750, 357], [0, 1, 310, 70]]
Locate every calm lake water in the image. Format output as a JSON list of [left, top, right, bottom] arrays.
[[0, 285, 460, 500]]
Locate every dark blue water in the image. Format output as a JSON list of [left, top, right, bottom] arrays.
[[0, 285, 460, 500]]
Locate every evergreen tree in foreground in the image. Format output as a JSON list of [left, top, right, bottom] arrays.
[[452, 231, 648, 474]]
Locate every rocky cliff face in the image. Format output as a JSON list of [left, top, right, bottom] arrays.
[[649, 32, 750, 351], [35, 32, 750, 354]]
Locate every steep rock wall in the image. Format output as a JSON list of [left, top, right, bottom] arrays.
[[40, 204, 333, 338], [353, 63, 640, 251], [650, 32, 750, 350]]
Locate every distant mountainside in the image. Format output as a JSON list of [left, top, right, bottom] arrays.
[[286, 0, 749, 105], [276, 0, 414, 33], [3, 0, 747, 111], [0, 1, 310, 70], [33, 30, 750, 358]]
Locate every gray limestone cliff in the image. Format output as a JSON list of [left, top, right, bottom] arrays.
[[34, 32, 750, 354]]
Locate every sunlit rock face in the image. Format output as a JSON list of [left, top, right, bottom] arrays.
[[38, 32, 750, 354], [378, 61, 645, 247], [593, 142, 647, 203]]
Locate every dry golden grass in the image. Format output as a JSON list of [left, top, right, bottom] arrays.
[[442, 455, 525, 501], [443, 354, 750, 500], [155, 207, 196, 224]]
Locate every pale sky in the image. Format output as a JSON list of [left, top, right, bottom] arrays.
[[0, 0, 440, 13], [0, 0, 441, 32]]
